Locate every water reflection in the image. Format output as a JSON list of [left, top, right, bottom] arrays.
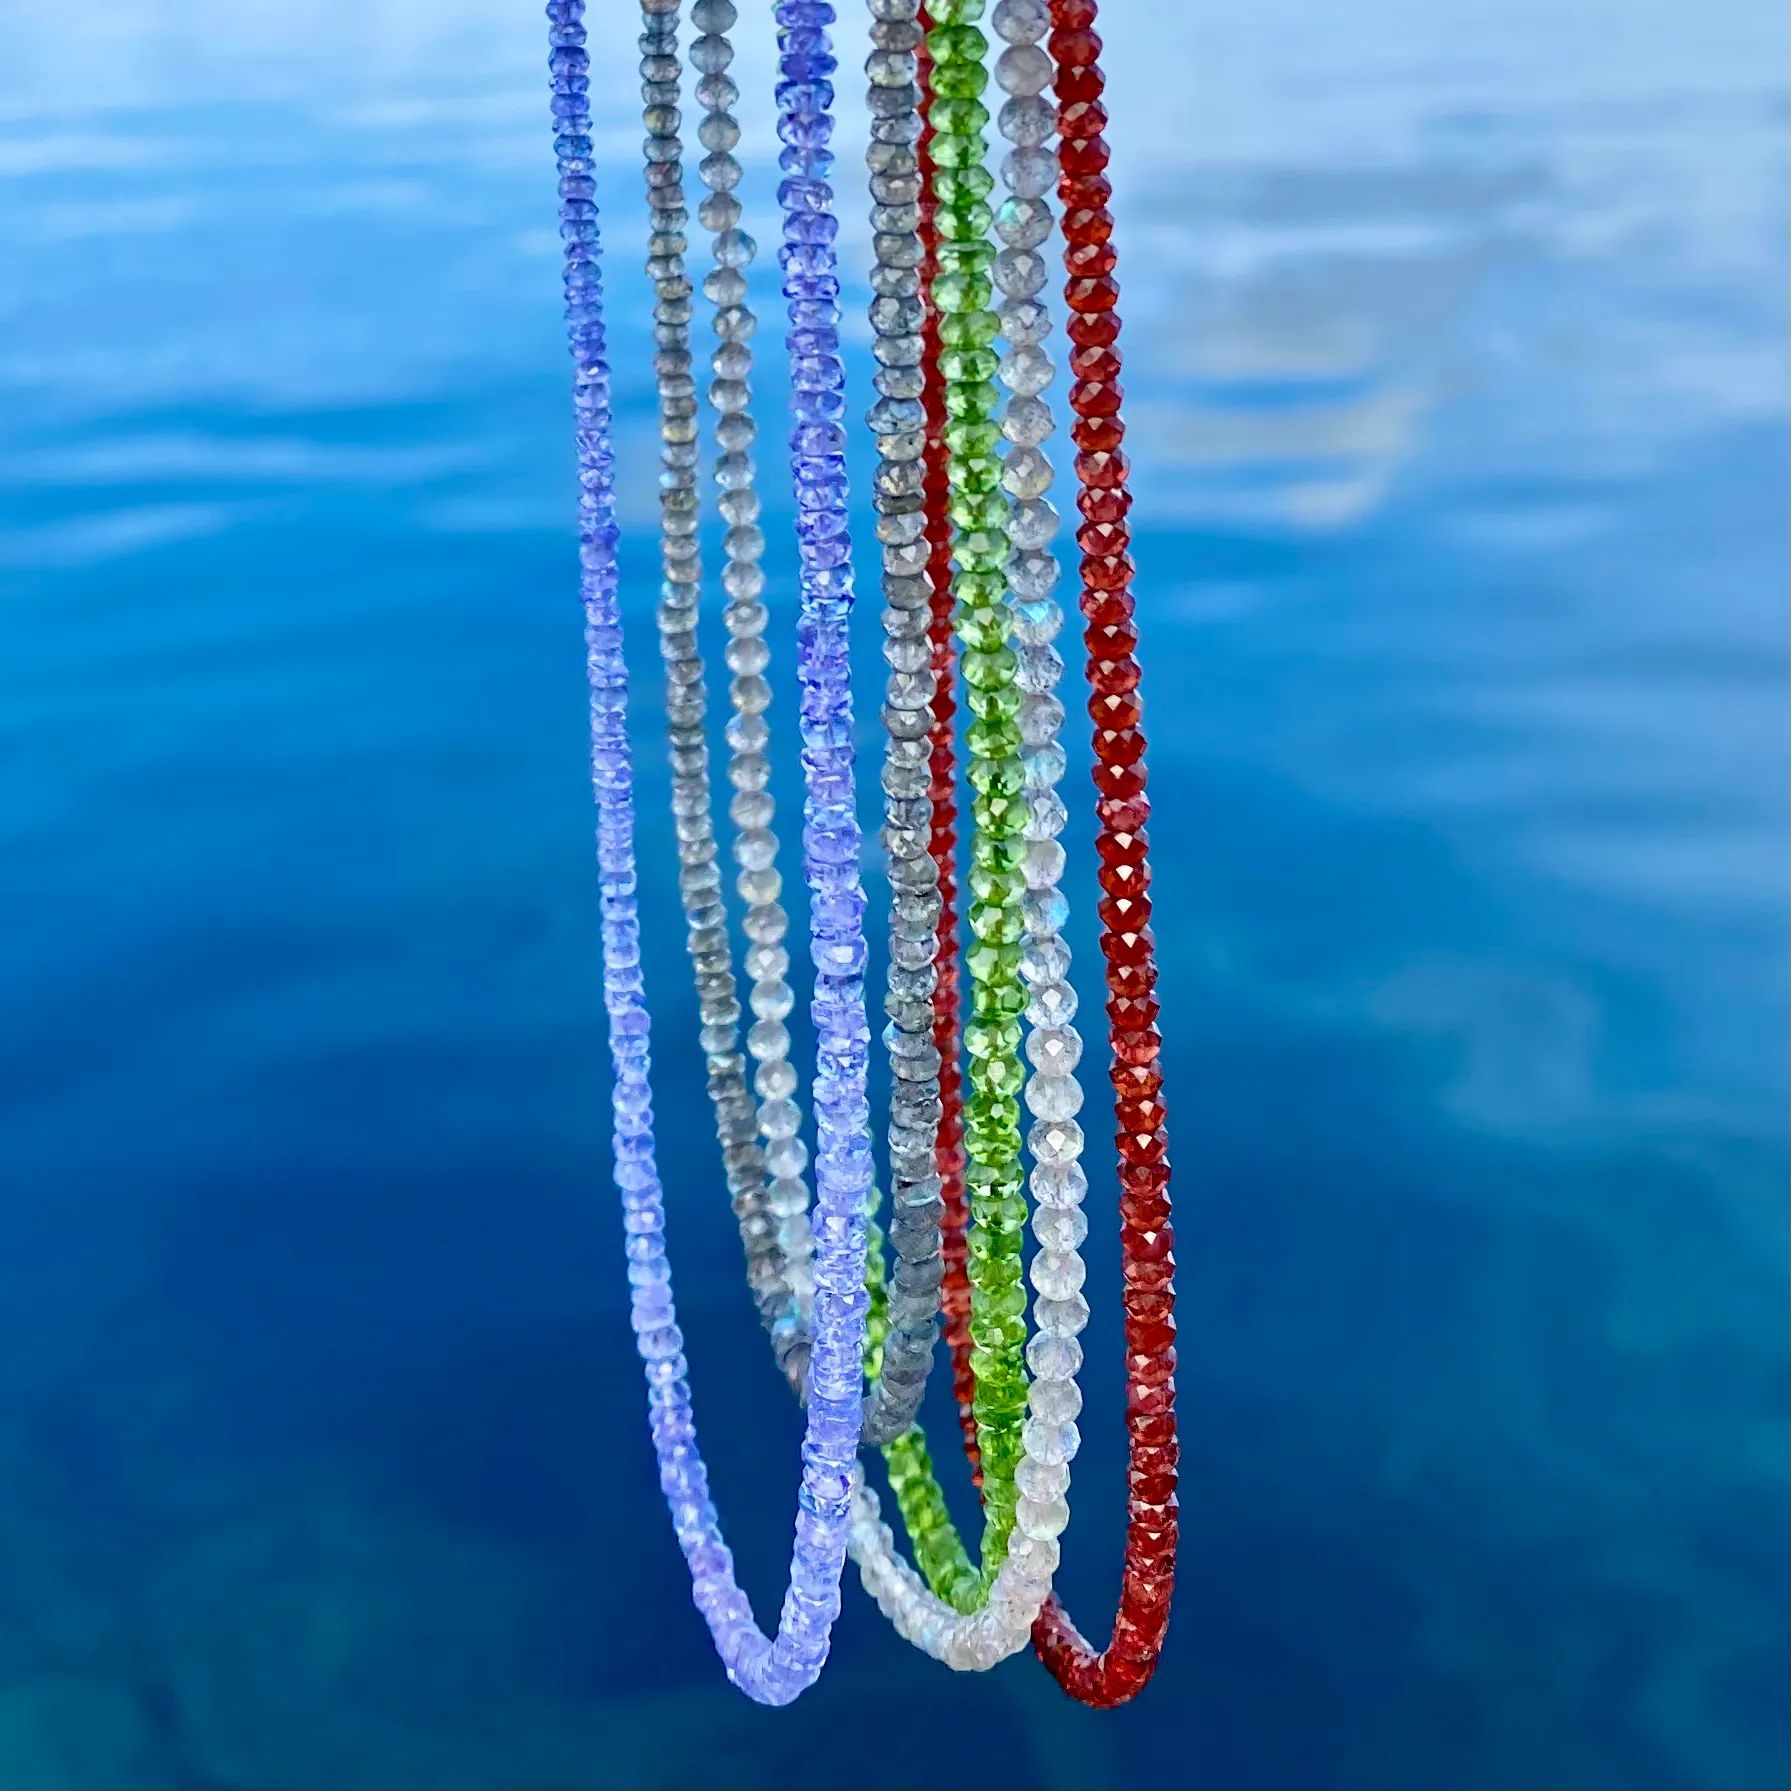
[[0, 0, 1784, 1786]]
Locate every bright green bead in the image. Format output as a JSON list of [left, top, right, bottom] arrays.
[[938, 308, 1000, 352], [954, 604, 1005, 651], [963, 1112, 1021, 1161], [947, 440, 1002, 481], [966, 715, 1021, 760], [928, 128, 978, 171], [964, 935, 1021, 987], [929, 56, 987, 99], [969, 858, 1024, 905], [967, 899, 1024, 946], [970, 1317, 1025, 1356], [967, 751, 1025, 795], [959, 645, 1014, 689], [976, 1190, 1028, 1237], [927, 21, 986, 60], [942, 376, 998, 419], [990, 978, 1028, 1019], [970, 829, 1024, 872], [937, 201, 993, 246], [935, 244, 995, 286], [964, 1120, 1021, 1165], [956, 583, 1007, 628], [951, 464, 1003, 507], [930, 97, 988, 140], [943, 415, 1002, 457], [931, 271, 990, 315], [966, 717, 1015, 762], [933, 165, 995, 208], [963, 1013, 1021, 1060], [972, 772, 1027, 814], [966, 680, 1021, 719], [966, 1174, 1026, 1219], [941, 342, 1000, 386], [949, 516, 1006, 562]]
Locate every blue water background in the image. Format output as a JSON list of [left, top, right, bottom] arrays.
[[1, 1, 1786, 1785]]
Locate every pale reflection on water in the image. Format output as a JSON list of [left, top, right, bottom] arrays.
[[0, 1, 1785, 1786]]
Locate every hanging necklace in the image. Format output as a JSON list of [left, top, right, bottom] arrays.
[[548, 0, 870, 1708]]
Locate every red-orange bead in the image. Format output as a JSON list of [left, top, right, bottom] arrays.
[[1061, 134, 1112, 177], [1066, 307, 1120, 347], [1072, 412, 1125, 453], [1074, 445, 1129, 487], [1068, 237, 1118, 280], [1087, 656, 1140, 699], [1061, 98, 1108, 139], [1090, 687, 1142, 732], [1084, 552, 1134, 591], [1070, 342, 1122, 383], [1069, 378, 1124, 418], [1048, 27, 1102, 70], [1066, 264, 1119, 304], [1078, 483, 1130, 523]]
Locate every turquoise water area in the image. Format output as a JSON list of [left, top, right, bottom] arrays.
[[0, 0, 1785, 1785]]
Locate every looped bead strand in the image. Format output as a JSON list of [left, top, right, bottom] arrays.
[[546, 0, 869, 1706]]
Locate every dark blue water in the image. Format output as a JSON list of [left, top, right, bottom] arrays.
[[1, 3, 1785, 1786]]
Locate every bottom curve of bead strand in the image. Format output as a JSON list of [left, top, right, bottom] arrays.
[[547, 0, 866, 1707]]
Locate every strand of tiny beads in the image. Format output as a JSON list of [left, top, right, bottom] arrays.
[[633, 0, 817, 1399], [546, 0, 869, 1707], [1023, 0, 1179, 1707], [856, 0, 953, 1448]]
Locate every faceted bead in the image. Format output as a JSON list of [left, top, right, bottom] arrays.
[[1060, 135, 1111, 178], [1083, 551, 1133, 591], [1066, 265, 1119, 307], [1075, 446, 1129, 487], [1066, 306, 1119, 346], [1047, 26, 1101, 69], [1059, 99, 1108, 140], [1077, 483, 1130, 524]]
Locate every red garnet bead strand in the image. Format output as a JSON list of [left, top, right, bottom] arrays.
[[1028, 0, 1179, 1708], [916, 15, 981, 1478]]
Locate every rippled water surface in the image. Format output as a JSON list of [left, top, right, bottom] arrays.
[[1, 2, 1785, 1786]]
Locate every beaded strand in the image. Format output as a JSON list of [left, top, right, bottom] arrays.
[[1024, 0, 1179, 1708], [995, 0, 1090, 1581], [858, 0, 951, 1448], [914, 8, 980, 1469], [691, 0, 823, 1387], [919, 0, 1033, 1580], [633, 0, 816, 1400], [547, 0, 868, 1706]]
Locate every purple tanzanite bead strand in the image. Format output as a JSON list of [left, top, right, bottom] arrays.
[[547, 0, 864, 1706]]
